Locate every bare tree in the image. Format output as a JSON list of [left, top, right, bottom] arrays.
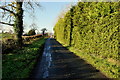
[[0, 0, 40, 47], [41, 28, 47, 36], [29, 23, 38, 30]]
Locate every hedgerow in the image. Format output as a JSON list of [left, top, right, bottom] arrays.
[[54, 2, 119, 78]]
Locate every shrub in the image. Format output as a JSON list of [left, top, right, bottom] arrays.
[[28, 29, 36, 36], [2, 39, 17, 54]]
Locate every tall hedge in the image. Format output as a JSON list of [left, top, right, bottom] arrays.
[[54, 2, 119, 61], [54, 2, 119, 78]]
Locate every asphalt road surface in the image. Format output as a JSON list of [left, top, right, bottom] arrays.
[[31, 38, 107, 79]]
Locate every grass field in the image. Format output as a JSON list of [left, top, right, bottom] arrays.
[[2, 38, 46, 78]]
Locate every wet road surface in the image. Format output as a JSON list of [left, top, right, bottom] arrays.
[[31, 38, 107, 79]]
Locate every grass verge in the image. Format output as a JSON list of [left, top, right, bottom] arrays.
[[62, 44, 120, 78], [2, 38, 46, 78], [1, 33, 15, 40]]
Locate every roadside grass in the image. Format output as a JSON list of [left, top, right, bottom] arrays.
[[63, 45, 120, 78], [2, 38, 46, 78], [1, 33, 15, 40]]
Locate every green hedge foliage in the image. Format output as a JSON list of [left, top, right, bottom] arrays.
[[54, 2, 119, 78]]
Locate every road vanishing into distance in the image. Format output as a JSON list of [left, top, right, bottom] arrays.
[[30, 38, 107, 79]]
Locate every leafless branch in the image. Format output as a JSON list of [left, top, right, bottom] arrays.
[[0, 21, 14, 26], [0, 6, 16, 16]]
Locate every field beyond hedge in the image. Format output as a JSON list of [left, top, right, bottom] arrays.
[[54, 2, 119, 78], [2, 38, 46, 78]]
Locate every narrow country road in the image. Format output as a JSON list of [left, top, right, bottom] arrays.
[[31, 38, 107, 79]]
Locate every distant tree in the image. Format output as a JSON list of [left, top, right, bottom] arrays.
[[28, 29, 36, 36], [29, 23, 38, 30], [9, 29, 13, 34], [2, 29, 5, 33], [41, 28, 47, 36]]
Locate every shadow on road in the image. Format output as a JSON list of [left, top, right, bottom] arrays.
[[30, 38, 108, 79]]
